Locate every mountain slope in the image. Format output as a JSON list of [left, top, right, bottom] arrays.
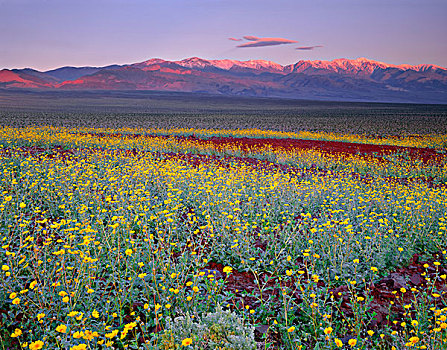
[[3, 57, 446, 103], [0, 69, 54, 88], [43, 65, 121, 82]]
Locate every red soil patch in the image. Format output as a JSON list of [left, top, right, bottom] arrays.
[[182, 135, 446, 164], [331, 252, 447, 330], [76, 131, 446, 163], [158, 151, 445, 188], [0, 145, 74, 161], [204, 251, 447, 342]]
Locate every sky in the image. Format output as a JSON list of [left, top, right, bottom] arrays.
[[0, 0, 446, 71]]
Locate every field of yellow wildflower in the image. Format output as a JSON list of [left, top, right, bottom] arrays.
[[0, 125, 446, 349]]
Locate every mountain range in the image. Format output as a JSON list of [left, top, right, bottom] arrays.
[[1, 57, 446, 103]]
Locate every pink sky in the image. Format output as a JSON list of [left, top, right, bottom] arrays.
[[0, 0, 446, 71]]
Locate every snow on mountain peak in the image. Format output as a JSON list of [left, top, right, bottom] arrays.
[[127, 56, 446, 76], [172, 57, 284, 72]]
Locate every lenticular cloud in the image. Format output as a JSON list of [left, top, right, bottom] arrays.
[[296, 45, 323, 50], [235, 36, 298, 48]]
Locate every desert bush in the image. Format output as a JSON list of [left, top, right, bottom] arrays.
[[150, 304, 256, 350]]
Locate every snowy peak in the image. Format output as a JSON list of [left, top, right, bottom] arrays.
[[290, 57, 446, 75], [131, 57, 446, 76], [176, 57, 212, 69], [227, 59, 284, 72], [131, 58, 169, 68], [172, 57, 285, 73]]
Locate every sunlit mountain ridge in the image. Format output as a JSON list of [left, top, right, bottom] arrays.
[[1, 57, 446, 103]]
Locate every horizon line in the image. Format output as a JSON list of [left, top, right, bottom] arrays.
[[3, 55, 446, 72]]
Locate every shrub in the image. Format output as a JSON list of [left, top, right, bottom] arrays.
[[151, 304, 256, 350]]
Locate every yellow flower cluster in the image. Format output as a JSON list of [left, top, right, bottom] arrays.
[[0, 125, 446, 349]]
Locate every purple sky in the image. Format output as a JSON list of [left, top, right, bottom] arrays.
[[1, 0, 446, 71]]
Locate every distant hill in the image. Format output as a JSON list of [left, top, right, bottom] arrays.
[[1, 57, 446, 103]]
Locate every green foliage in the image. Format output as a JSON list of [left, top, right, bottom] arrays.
[[150, 304, 256, 350], [0, 110, 446, 349]]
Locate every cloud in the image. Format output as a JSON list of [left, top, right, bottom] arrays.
[[295, 45, 323, 50], [243, 35, 260, 41], [228, 37, 242, 41], [237, 37, 298, 48]]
